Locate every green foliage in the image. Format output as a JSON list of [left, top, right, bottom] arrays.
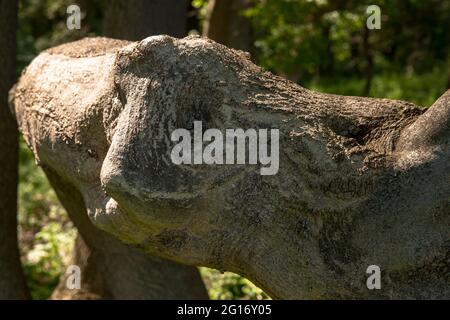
[[190, 0, 209, 33], [308, 64, 448, 107], [200, 268, 269, 300], [244, 0, 450, 87], [18, 138, 76, 300], [244, 0, 339, 78], [369, 66, 448, 107], [22, 222, 75, 300]]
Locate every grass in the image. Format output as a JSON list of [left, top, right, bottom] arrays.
[[18, 138, 76, 299]]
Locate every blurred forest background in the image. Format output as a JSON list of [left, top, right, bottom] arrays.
[[12, 0, 450, 299]]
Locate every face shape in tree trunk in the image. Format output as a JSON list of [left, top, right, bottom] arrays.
[[10, 36, 449, 299]]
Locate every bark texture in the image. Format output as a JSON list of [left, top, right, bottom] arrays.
[[11, 36, 450, 299], [45, 166, 207, 300], [203, 0, 254, 54], [103, 0, 189, 41], [14, 38, 207, 300], [66, 1, 207, 300], [0, 0, 31, 299]]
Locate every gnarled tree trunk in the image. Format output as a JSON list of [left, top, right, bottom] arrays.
[[35, 37, 208, 300], [10, 36, 449, 299], [47, 2, 208, 300]]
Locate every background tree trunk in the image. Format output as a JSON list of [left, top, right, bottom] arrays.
[[0, 0, 31, 299], [362, 26, 374, 96], [447, 55, 450, 89], [103, 0, 189, 41], [203, 0, 254, 54]]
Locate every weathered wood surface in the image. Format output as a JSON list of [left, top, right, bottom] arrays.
[[11, 36, 449, 299]]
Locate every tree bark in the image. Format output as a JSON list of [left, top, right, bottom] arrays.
[[45, 167, 207, 300], [26, 38, 208, 300], [0, 0, 31, 300], [103, 0, 189, 41], [11, 36, 450, 299], [203, 0, 254, 54], [50, 2, 207, 300]]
